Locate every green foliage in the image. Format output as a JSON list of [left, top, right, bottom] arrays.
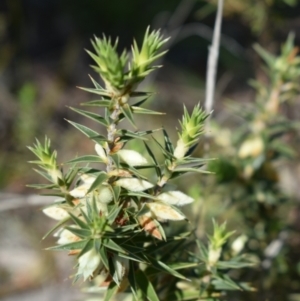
[[204, 0, 298, 34], [87, 26, 169, 95], [28, 28, 256, 301], [204, 34, 300, 300]]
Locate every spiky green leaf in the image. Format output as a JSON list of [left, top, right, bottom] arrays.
[[68, 107, 109, 126]]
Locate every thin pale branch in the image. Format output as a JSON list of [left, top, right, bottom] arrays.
[[205, 0, 224, 115]]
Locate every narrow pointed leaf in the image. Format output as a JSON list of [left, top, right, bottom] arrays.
[[68, 107, 109, 126], [103, 239, 127, 254], [130, 91, 153, 98], [128, 261, 138, 299], [27, 183, 57, 189], [65, 226, 91, 238], [86, 172, 108, 194], [111, 185, 121, 202], [40, 192, 65, 197], [253, 44, 276, 68], [120, 103, 136, 128], [119, 164, 148, 180], [143, 142, 161, 178], [135, 270, 160, 301], [68, 212, 90, 230], [124, 191, 156, 200], [107, 203, 122, 224], [66, 155, 105, 164], [132, 106, 165, 115], [77, 239, 94, 258], [93, 238, 101, 252], [117, 129, 150, 141], [110, 154, 120, 169], [78, 86, 110, 97], [152, 136, 174, 160], [163, 128, 174, 153], [99, 245, 109, 270], [173, 167, 211, 174], [47, 239, 89, 251], [65, 166, 79, 188], [132, 97, 150, 108], [32, 168, 53, 182], [66, 120, 99, 139], [80, 208, 92, 224], [212, 275, 242, 291], [148, 258, 188, 280], [82, 99, 111, 107]]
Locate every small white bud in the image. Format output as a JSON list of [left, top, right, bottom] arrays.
[[69, 183, 91, 198], [78, 248, 101, 281], [173, 139, 188, 159], [97, 185, 113, 203], [49, 169, 63, 184], [80, 174, 96, 184], [120, 94, 129, 105], [157, 191, 194, 206], [112, 255, 129, 283], [146, 202, 186, 220], [95, 143, 107, 162], [231, 234, 248, 255], [56, 227, 79, 245], [70, 175, 104, 198], [115, 178, 153, 191], [238, 136, 264, 159], [43, 205, 69, 220], [208, 247, 222, 266], [118, 149, 148, 166]]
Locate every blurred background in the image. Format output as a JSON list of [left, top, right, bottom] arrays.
[[1, 0, 300, 300]]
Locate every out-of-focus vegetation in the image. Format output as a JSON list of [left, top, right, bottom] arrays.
[[202, 34, 300, 300], [1, 0, 300, 300]]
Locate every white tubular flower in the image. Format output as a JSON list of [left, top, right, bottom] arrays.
[[146, 202, 186, 220], [48, 169, 63, 184], [115, 178, 153, 191], [69, 175, 96, 198], [208, 247, 222, 267], [55, 227, 79, 245], [96, 202, 108, 215], [97, 185, 113, 203], [69, 183, 91, 198], [157, 191, 194, 206], [173, 139, 188, 160], [112, 255, 129, 284], [43, 205, 69, 220], [95, 143, 108, 162], [81, 174, 96, 184], [78, 248, 101, 281], [231, 234, 248, 255], [118, 149, 148, 166], [238, 136, 264, 159], [70, 175, 113, 203]]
